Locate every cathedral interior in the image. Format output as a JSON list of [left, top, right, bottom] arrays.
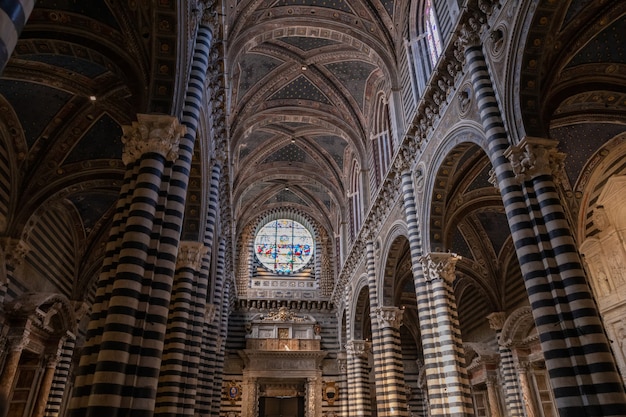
[[1, 0, 626, 416]]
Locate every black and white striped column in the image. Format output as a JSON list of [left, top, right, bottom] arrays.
[[486, 312, 524, 417], [155, 241, 208, 417], [345, 340, 372, 417], [509, 136, 626, 415], [44, 334, 76, 417], [193, 160, 223, 416], [372, 306, 408, 417], [365, 238, 387, 415], [0, 0, 35, 73], [68, 114, 186, 417], [419, 253, 472, 416], [210, 238, 228, 417], [462, 23, 626, 416]]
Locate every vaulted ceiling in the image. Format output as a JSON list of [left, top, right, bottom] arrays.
[[225, 0, 400, 231], [2, 0, 626, 301]]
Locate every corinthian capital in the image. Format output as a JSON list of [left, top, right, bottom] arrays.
[[505, 137, 565, 182], [345, 339, 371, 357], [176, 241, 209, 270], [122, 114, 185, 166], [486, 311, 506, 331], [373, 306, 404, 329], [0, 238, 30, 268], [419, 252, 459, 283], [199, 0, 220, 34]]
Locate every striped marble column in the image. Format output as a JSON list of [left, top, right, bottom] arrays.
[[486, 312, 523, 417], [193, 160, 223, 416], [68, 114, 186, 417], [507, 136, 626, 415], [365, 238, 386, 415], [419, 252, 472, 416], [33, 346, 63, 417], [461, 21, 626, 416], [44, 334, 76, 417], [0, 329, 30, 408], [155, 241, 208, 417], [345, 340, 372, 417], [210, 238, 228, 417], [372, 306, 408, 417], [195, 305, 217, 416], [0, 0, 35, 73], [397, 166, 445, 414]]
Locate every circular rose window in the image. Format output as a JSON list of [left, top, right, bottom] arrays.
[[254, 219, 314, 273]]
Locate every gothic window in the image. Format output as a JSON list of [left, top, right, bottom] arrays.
[[254, 219, 314, 274], [371, 94, 394, 188], [349, 160, 363, 239], [424, 0, 443, 65], [408, 0, 444, 96]]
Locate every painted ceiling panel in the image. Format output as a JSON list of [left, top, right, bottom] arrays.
[[325, 61, 376, 109], [563, 0, 587, 27], [381, 0, 395, 18], [550, 122, 626, 186], [279, 36, 341, 52], [0, 79, 72, 148], [273, 0, 354, 13], [237, 53, 283, 100], [475, 211, 510, 257], [269, 75, 332, 104], [239, 130, 275, 160], [64, 115, 123, 164], [466, 164, 493, 192], [262, 143, 315, 164], [20, 54, 109, 78], [36, 0, 120, 30], [567, 16, 626, 67], [451, 226, 473, 260], [68, 191, 118, 233], [312, 135, 347, 169], [266, 189, 310, 206]]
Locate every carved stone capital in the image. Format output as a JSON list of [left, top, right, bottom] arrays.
[[199, 0, 220, 34], [345, 339, 370, 357], [8, 328, 31, 352], [177, 241, 209, 270], [205, 303, 217, 323], [394, 144, 413, 174], [0, 238, 30, 267], [419, 252, 459, 284], [457, 21, 481, 50], [121, 114, 185, 166], [505, 137, 565, 182], [373, 306, 404, 329], [486, 311, 506, 331]]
